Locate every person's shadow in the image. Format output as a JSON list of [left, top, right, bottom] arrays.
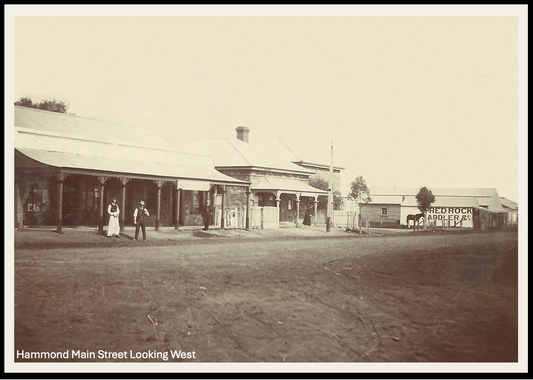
[[119, 232, 135, 240]]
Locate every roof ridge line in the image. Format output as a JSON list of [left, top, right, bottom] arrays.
[[15, 105, 155, 132], [276, 136, 302, 161], [226, 137, 253, 166], [15, 127, 193, 154]]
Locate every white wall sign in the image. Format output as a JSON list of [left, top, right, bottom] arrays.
[[427, 207, 474, 228], [177, 179, 211, 191]]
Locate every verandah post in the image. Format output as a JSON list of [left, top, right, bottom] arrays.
[[56, 172, 68, 234], [175, 187, 181, 230], [118, 177, 130, 232], [221, 185, 226, 229], [295, 193, 300, 227], [97, 176, 108, 235], [245, 186, 251, 231], [154, 180, 164, 231], [313, 197, 318, 226]]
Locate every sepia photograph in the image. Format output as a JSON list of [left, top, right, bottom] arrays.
[[5, 4, 528, 375]]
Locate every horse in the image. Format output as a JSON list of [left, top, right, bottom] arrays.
[[407, 213, 424, 230]]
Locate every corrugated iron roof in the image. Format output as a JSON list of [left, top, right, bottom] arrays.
[[16, 148, 246, 184], [370, 187, 505, 210], [500, 197, 518, 209], [474, 205, 508, 213], [371, 187, 500, 198], [252, 177, 327, 195], [14, 107, 247, 185], [367, 195, 404, 205], [293, 160, 345, 171], [173, 136, 314, 174], [402, 196, 480, 208], [15, 106, 179, 151]]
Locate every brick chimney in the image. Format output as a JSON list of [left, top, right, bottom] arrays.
[[235, 126, 250, 143]]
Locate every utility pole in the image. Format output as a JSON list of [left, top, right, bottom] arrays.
[[326, 141, 333, 232]]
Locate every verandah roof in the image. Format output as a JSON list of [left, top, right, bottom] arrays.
[[252, 176, 328, 196], [473, 205, 508, 213], [16, 148, 248, 186]]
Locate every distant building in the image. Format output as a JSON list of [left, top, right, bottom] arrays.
[[292, 160, 343, 195], [173, 127, 343, 228], [500, 197, 518, 227], [14, 106, 249, 233], [360, 187, 511, 230]]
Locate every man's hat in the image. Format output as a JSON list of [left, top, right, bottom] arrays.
[[139, 200, 145, 206]]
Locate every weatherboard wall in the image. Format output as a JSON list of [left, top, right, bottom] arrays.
[[360, 204, 401, 226]]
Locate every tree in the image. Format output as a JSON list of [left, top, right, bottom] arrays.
[[14, 96, 35, 108], [309, 177, 343, 210], [15, 96, 69, 114], [348, 175, 372, 231], [416, 186, 436, 230]]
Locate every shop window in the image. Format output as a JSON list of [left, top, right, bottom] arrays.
[[381, 208, 388, 216], [257, 193, 274, 207], [190, 191, 206, 215], [93, 187, 100, 212], [146, 185, 157, 213], [25, 175, 50, 213]]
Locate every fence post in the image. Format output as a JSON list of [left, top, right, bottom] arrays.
[[346, 212, 349, 230]]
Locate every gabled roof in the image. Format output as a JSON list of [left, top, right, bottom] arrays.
[[370, 187, 500, 198], [500, 197, 518, 210], [367, 195, 404, 205], [401, 196, 480, 208], [173, 135, 314, 175], [368, 187, 507, 212]]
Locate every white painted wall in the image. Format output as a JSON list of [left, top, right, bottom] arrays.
[[400, 206, 420, 226], [427, 206, 474, 228]]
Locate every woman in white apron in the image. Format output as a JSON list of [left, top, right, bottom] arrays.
[[107, 197, 120, 238]]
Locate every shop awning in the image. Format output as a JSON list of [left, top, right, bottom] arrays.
[[16, 148, 248, 186], [474, 205, 508, 213], [252, 177, 328, 196]]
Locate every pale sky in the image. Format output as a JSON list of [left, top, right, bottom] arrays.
[[9, 5, 526, 202]]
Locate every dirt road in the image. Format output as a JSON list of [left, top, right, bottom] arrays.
[[14, 230, 518, 362]]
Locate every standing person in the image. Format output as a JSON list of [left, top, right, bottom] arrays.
[[202, 205, 211, 231], [107, 197, 120, 238], [303, 200, 312, 226], [133, 200, 150, 242]]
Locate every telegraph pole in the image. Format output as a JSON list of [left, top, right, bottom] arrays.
[[326, 141, 333, 232]]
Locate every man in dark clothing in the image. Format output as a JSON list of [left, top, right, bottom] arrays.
[[202, 206, 211, 231], [133, 200, 150, 241], [303, 200, 313, 226]]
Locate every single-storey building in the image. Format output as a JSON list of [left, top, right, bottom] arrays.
[[14, 106, 250, 233], [500, 197, 518, 227], [360, 187, 510, 230], [173, 127, 343, 228], [293, 159, 344, 224]]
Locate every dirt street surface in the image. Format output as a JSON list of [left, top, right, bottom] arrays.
[[14, 229, 518, 363]]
